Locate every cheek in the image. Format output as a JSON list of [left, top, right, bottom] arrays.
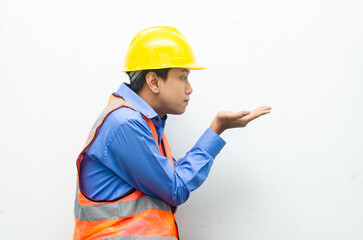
[[162, 92, 176, 106]]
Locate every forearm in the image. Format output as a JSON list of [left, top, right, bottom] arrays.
[[172, 128, 226, 204], [106, 120, 226, 206]]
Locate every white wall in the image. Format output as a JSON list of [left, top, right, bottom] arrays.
[[1, 0, 362, 239]]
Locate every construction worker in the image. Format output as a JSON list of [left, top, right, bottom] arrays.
[[73, 26, 271, 239]]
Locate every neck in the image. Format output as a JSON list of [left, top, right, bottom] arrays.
[[138, 88, 165, 118]]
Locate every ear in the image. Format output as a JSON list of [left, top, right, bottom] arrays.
[[145, 71, 161, 94]]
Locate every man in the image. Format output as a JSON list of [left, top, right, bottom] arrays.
[[73, 26, 271, 240]]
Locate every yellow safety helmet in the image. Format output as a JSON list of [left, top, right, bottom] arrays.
[[122, 26, 207, 72]]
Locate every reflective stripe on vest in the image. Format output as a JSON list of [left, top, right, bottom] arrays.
[[74, 94, 178, 240], [102, 236, 177, 240], [74, 185, 171, 221]]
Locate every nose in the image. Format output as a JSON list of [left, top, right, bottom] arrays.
[[185, 79, 193, 95]]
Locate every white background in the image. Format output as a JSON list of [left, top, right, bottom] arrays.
[[1, 0, 363, 239]]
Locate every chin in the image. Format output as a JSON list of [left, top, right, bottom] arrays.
[[170, 108, 186, 115]]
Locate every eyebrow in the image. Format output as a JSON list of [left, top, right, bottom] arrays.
[[181, 69, 190, 73]]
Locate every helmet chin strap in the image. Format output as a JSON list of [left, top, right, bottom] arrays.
[[129, 71, 142, 82]]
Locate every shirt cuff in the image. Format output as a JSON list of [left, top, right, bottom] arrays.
[[195, 128, 226, 159]]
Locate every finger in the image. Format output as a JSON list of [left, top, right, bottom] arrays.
[[255, 106, 272, 111], [243, 109, 270, 122], [258, 110, 271, 116], [242, 110, 250, 116], [251, 107, 271, 116], [254, 109, 271, 117], [235, 111, 250, 118]]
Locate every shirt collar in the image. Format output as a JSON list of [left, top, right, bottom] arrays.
[[116, 83, 161, 120]]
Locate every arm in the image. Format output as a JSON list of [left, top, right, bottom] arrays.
[[102, 117, 225, 206]]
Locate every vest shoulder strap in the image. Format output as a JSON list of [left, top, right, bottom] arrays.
[[83, 94, 137, 148]]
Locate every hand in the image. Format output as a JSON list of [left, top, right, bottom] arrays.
[[209, 106, 272, 135]]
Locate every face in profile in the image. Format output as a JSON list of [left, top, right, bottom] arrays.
[[158, 68, 193, 115]]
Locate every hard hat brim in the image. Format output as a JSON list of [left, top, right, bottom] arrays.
[[188, 63, 208, 70], [122, 63, 207, 72]]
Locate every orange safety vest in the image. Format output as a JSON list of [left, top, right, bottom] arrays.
[[74, 94, 179, 240]]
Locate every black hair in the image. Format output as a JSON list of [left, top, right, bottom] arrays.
[[125, 68, 171, 93]]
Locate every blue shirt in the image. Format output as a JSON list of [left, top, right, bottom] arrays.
[[80, 83, 226, 206]]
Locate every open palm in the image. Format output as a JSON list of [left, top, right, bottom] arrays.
[[210, 106, 272, 134]]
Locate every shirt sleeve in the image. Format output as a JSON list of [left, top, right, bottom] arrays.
[[101, 117, 226, 206]]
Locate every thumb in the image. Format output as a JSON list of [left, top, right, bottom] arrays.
[[236, 111, 250, 118]]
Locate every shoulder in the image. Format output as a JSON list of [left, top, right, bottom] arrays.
[[102, 106, 150, 135], [107, 106, 146, 127], [87, 106, 150, 159]]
